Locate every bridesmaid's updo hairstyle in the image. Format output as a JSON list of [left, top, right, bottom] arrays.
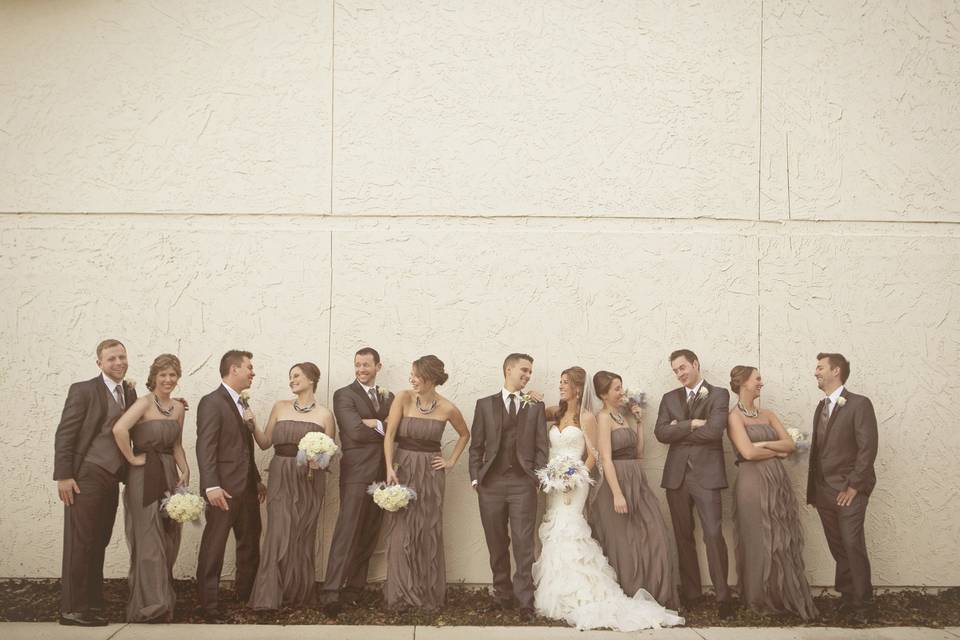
[[290, 362, 321, 392], [729, 365, 757, 394], [558, 366, 586, 426], [146, 354, 182, 391], [413, 355, 449, 386], [593, 370, 623, 400]]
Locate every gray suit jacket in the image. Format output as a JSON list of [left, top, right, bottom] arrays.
[[53, 375, 136, 481], [654, 381, 730, 490], [806, 388, 878, 504], [468, 392, 548, 486], [333, 380, 394, 485], [196, 385, 260, 495]]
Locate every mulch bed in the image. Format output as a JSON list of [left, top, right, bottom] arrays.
[[2, 579, 958, 628]]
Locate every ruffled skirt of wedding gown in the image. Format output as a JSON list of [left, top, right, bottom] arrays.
[[532, 486, 685, 631]]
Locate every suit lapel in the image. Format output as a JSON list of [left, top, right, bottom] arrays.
[[352, 380, 378, 416], [219, 385, 244, 428], [823, 390, 847, 444], [492, 393, 505, 438], [679, 387, 692, 420]]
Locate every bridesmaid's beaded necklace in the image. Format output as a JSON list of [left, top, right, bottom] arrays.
[[416, 395, 438, 414], [737, 402, 759, 418], [609, 410, 625, 425], [154, 396, 174, 417], [293, 399, 316, 413]]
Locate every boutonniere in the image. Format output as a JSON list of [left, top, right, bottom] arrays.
[[377, 386, 390, 399], [519, 392, 538, 409], [123, 377, 137, 390], [836, 396, 846, 407], [697, 387, 709, 400], [239, 389, 251, 409]]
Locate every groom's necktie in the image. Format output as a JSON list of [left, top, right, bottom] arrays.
[[368, 388, 380, 412], [817, 398, 831, 446], [508, 394, 517, 419], [686, 389, 696, 411], [115, 384, 125, 409]]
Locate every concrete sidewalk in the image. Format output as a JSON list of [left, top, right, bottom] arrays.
[[2, 624, 959, 639]]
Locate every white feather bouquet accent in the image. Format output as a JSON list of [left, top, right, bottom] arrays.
[[296, 431, 338, 478], [536, 455, 593, 494], [160, 488, 205, 524], [367, 482, 417, 512]]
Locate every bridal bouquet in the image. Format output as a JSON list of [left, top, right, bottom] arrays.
[[623, 388, 646, 407], [786, 427, 811, 460], [297, 431, 338, 478], [367, 482, 417, 512], [536, 455, 593, 494], [161, 488, 205, 524]]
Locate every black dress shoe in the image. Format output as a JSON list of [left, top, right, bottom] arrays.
[[59, 611, 108, 627], [322, 601, 342, 618], [200, 607, 222, 622], [718, 599, 737, 619], [680, 594, 704, 609], [518, 607, 537, 621]]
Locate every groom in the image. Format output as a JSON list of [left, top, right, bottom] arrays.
[[320, 347, 394, 617], [469, 353, 548, 616], [654, 349, 733, 618], [807, 352, 878, 623], [53, 339, 136, 626]]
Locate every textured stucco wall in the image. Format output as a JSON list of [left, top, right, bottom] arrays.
[[1, 1, 958, 587]]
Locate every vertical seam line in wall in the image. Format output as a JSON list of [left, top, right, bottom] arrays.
[[329, 0, 336, 216], [757, 234, 762, 370], [326, 231, 334, 402], [757, 0, 764, 222]]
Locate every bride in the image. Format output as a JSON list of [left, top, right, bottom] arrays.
[[532, 366, 684, 631]]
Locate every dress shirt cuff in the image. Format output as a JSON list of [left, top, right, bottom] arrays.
[[375, 420, 385, 436], [205, 486, 221, 494], [471, 479, 478, 487]]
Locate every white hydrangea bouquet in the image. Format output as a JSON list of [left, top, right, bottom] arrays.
[[160, 488, 205, 524], [536, 454, 593, 497], [786, 427, 811, 458], [296, 431, 338, 478], [623, 388, 646, 407], [367, 482, 417, 512]]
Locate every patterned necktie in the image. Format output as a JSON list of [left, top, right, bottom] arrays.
[[818, 397, 832, 445], [368, 388, 380, 412], [686, 389, 696, 410], [115, 384, 125, 409], [508, 394, 517, 419]]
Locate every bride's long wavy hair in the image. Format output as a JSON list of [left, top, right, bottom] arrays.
[[557, 366, 586, 427]]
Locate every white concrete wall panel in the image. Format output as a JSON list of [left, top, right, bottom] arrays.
[[760, 0, 960, 221], [0, 1, 332, 214], [333, 0, 761, 217]]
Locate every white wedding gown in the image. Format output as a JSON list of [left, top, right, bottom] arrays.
[[532, 425, 684, 631]]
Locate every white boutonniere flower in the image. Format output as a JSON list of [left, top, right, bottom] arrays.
[[378, 386, 390, 399], [836, 396, 847, 407], [123, 377, 137, 390], [519, 392, 538, 409], [697, 387, 709, 399], [239, 389, 251, 409]]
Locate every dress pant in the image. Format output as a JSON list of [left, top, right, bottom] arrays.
[[196, 488, 262, 609], [319, 481, 384, 604], [665, 470, 731, 602], [477, 469, 539, 609], [61, 462, 120, 613], [815, 481, 873, 605]]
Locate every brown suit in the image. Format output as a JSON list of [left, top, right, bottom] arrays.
[[53, 375, 136, 613], [195, 384, 262, 609], [806, 388, 878, 606], [654, 381, 731, 602], [468, 392, 548, 609], [320, 380, 394, 605]]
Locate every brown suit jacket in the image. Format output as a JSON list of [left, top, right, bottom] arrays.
[[806, 388, 878, 504], [468, 392, 548, 486], [333, 380, 394, 485], [654, 381, 730, 490], [196, 384, 260, 496], [53, 375, 137, 481]]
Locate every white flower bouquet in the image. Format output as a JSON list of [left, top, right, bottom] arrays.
[[160, 488, 205, 524], [786, 427, 811, 458], [367, 482, 417, 512], [296, 431, 338, 478], [536, 455, 593, 495], [623, 388, 646, 407]]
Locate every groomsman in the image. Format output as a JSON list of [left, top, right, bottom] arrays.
[[807, 352, 878, 623], [196, 350, 265, 619], [654, 349, 734, 618], [320, 347, 394, 617], [53, 339, 137, 626], [468, 353, 548, 617]]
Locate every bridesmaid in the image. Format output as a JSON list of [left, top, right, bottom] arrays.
[[248, 362, 335, 610], [382, 355, 469, 610], [589, 371, 677, 608], [727, 366, 818, 620], [113, 354, 189, 623]]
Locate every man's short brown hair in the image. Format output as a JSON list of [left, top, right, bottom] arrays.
[[669, 349, 699, 366], [502, 353, 534, 375], [96, 339, 125, 358], [817, 352, 850, 384], [219, 350, 253, 377]]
